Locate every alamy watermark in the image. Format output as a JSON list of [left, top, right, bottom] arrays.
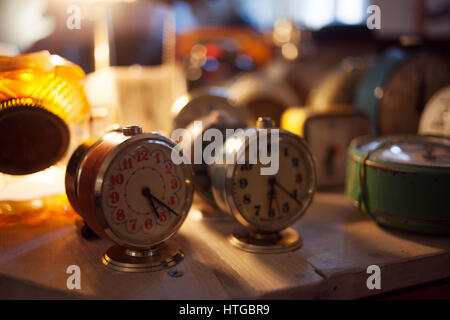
[[366, 5, 381, 30], [66, 265, 81, 290], [66, 5, 81, 30], [366, 265, 381, 290], [171, 121, 280, 176]]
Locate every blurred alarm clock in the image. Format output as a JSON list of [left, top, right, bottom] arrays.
[[172, 87, 248, 211], [227, 73, 299, 126], [282, 105, 372, 188], [210, 117, 316, 253], [171, 86, 249, 130], [356, 48, 450, 135], [308, 57, 368, 110], [65, 125, 194, 272], [419, 85, 450, 137], [346, 134, 450, 235]]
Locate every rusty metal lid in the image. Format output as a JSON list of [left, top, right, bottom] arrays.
[[0, 105, 70, 175]]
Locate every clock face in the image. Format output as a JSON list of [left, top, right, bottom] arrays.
[[173, 91, 238, 129], [100, 139, 192, 247], [365, 136, 450, 168], [378, 52, 450, 134], [304, 115, 370, 187], [419, 85, 450, 136], [229, 134, 315, 232]]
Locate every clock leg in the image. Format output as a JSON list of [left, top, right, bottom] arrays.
[[228, 228, 302, 253], [101, 242, 184, 272]]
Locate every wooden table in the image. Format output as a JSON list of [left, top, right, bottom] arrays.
[[1, 189, 450, 299]]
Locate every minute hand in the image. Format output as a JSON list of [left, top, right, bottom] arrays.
[[273, 181, 302, 206], [150, 194, 180, 217]]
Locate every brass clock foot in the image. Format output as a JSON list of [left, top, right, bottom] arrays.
[[228, 227, 302, 253], [102, 243, 184, 272]]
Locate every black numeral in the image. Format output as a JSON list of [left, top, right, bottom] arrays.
[[243, 194, 251, 204], [254, 205, 261, 216]]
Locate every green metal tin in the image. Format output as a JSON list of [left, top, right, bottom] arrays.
[[346, 135, 450, 235]]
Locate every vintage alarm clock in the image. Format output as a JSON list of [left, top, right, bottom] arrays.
[[227, 73, 299, 126], [419, 85, 450, 137], [172, 86, 249, 130], [65, 125, 194, 272], [346, 134, 450, 235], [308, 57, 368, 110], [210, 117, 316, 253], [281, 105, 372, 188], [356, 48, 450, 135], [172, 87, 248, 211]]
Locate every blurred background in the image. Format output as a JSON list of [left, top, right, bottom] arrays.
[[0, 0, 448, 73], [0, 0, 449, 213]]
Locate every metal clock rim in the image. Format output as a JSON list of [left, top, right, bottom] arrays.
[[93, 132, 194, 250], [172, 86, 247, 129], [348, 134, 450, 171], [223, 127, 317, 233]]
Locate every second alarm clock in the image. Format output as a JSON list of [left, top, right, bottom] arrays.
[[66, 125, 194, 272], [210, 117, 317, 253]]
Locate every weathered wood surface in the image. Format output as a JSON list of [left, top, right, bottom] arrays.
[[1, 189, 449, 299]]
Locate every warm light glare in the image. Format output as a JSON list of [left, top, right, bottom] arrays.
[[172, 95, 189, 114], [281, 43, 298, 60]]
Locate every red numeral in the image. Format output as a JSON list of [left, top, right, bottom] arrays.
[[144, 218, 153, 230], [137, 150, 149, 162], [159, 212, 167, 223], [170, 178, 178, 190], [154, 153, 161, 164], [168, 195, 175, 206], [128, 219, 137, 230], [122, 158, 133, 170], [115, 209, 125, 222], [109, 192, 119, 204], [110, 173, 124, 186], [165, 162, 173, 174]]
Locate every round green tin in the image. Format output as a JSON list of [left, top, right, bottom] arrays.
[[346, 135, 450, 235]]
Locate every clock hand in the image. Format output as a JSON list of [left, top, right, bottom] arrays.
[[273, 180, 303, 206], [141, 187, 160, 219], [149, 193, 180, 217]]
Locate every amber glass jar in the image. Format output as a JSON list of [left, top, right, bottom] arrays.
[[0, 51, 90, 226]]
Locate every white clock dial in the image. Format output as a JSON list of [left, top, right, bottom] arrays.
[[419, 85, 450, 136], [304, 115, 370, 187], [365, 136, 450, 167], [172, 87, 247, 130], [230, 135, 315, 232], [100, 140, 189, 247]]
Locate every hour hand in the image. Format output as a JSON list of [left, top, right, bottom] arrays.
[[141, 187, 160, 218]]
